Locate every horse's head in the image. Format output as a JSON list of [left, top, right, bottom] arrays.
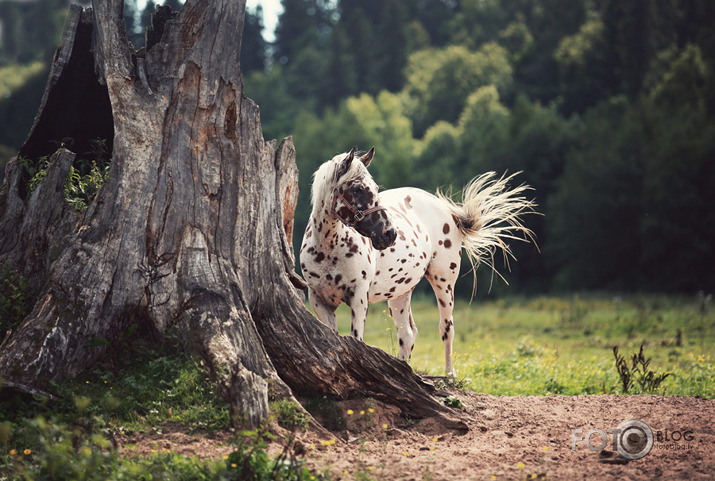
[[331, 147, 397, 250]]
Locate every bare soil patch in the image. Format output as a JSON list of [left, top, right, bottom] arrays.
[[117, 391, 714, 480]]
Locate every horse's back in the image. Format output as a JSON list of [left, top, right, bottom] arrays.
[[381, 187, 455, 235]]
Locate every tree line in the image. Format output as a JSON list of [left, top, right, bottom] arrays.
[[1, 0, 713, 295], [245, 0, 715, 295]]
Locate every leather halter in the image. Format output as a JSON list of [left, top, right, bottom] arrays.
[[331, 165, 387, 226]]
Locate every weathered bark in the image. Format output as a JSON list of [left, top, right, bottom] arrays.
[[0, 0, 465, 431]]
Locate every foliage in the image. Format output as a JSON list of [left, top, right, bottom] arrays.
[[269, 400, 309, 432], [3, 0, 715, 294], [613, 345, 671, 394], [0, 264, 33, 344], [18, 138, 112, 210], [0, 415, 322, 481]]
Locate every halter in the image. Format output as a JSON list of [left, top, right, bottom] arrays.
[[331, 164, 387, 226]]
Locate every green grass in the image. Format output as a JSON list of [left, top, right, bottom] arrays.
[[0, 339, 324, 480], [334, 294, 715, 398]]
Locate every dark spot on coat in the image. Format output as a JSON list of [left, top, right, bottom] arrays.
[[443, 223, 450, 234], [450, 262, 457, 270], [444, 239, 452, 248], [315, 252, 325, 263]]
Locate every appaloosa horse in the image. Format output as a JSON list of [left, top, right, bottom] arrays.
[[300, 147, 535, 374]]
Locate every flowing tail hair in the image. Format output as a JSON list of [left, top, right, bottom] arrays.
[[436, 172, 538, 294]]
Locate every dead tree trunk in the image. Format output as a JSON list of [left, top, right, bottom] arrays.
[[0, 0, 465, 431]]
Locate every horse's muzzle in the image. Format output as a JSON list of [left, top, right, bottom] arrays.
[[371, 227, 397, 250]]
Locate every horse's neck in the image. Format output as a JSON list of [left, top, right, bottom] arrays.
[[308, 208, 346, 252]]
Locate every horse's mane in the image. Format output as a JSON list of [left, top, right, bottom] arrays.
[[310, 153, 369, 213]]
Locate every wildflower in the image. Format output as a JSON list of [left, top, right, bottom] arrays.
[[24, 449, 31, 455], [518, 462, 525, 469], [402, 450, 409, 456], [223, 455, 229, 460], [10, 449, 16, 455], [347, 409, 354, 415], [492, 476, 496, 480], [543, 446, 548, 452], [368, 408, 374, 413], [320, 440, 336, 446], [231, 463, 237, 468], [531, 474, 537, 479], [382, 423, 388, 429], [360, 410, 365, 415], [432, 437, 439, 442]]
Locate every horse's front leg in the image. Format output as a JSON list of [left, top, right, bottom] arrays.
[[387, 291, 418, 361], [346, 290, 370, 341], [308, 288, 338, 331]]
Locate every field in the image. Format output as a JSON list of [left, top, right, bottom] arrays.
[[337, 294, 715, 397], [1, 295, 713, 480]]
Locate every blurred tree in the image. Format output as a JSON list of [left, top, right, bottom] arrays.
[[273, 0, 333, 66], [553, 8, 614, 114], [547, 98, 645, 291], [242, 5, 268, 74], [404, 43, 513, 137]]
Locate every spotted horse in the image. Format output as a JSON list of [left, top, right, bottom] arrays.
[[300, 147, 535, 375]]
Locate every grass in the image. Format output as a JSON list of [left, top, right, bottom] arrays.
[[0, 339, 323, 480], [1, 294, 712, 479], [333, 293, 715, 398]]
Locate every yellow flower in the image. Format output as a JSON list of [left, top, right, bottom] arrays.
[[543, 446, 548, 452], [382, 423, 388, 429], [491, 476, 496, 480], [402, 450, 409, 456], [360, 410, 365, 415], [231, 463, 237, 468], [320, 440, 335, 446], [9, 449, 16, 455], [432, 436, 439, 442], [347, 409, 354, 415], [24, 449, 31, 455], [368, 408, 374, 413], [531, 474, 537, 479], [223, 455, 229, 460], [518, 462, 525, 469]]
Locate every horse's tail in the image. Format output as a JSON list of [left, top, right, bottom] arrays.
[[436, 172, 538, 292]]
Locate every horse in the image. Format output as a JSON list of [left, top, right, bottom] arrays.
[[299, 147, 535, 375]]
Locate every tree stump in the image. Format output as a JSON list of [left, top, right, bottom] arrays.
[[0, 0, 465, 431]]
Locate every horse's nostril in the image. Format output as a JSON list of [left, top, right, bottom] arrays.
[[386, 229, 397, 244]]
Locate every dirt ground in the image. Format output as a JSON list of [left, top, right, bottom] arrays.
[[118, 390, 714, 480]]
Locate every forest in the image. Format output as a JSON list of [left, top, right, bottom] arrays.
[[1, 0, 714, 296]]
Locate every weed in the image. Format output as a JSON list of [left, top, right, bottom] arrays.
[[270, 400, 308, 431], [443, 395, 464, 409], [613, 344, 671, 394]]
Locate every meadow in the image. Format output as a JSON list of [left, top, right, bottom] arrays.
[[335, 293, 715, 398], [1, 295, 712, 480]]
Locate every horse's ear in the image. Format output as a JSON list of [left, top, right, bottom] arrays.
[[336, 147, 356, 180], [359, 146, 375, 167]]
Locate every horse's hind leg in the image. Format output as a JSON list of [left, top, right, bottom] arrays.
[[426, 268, 458, 376], [388, 291, 418, 361], [308, 288, 338, 331]]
